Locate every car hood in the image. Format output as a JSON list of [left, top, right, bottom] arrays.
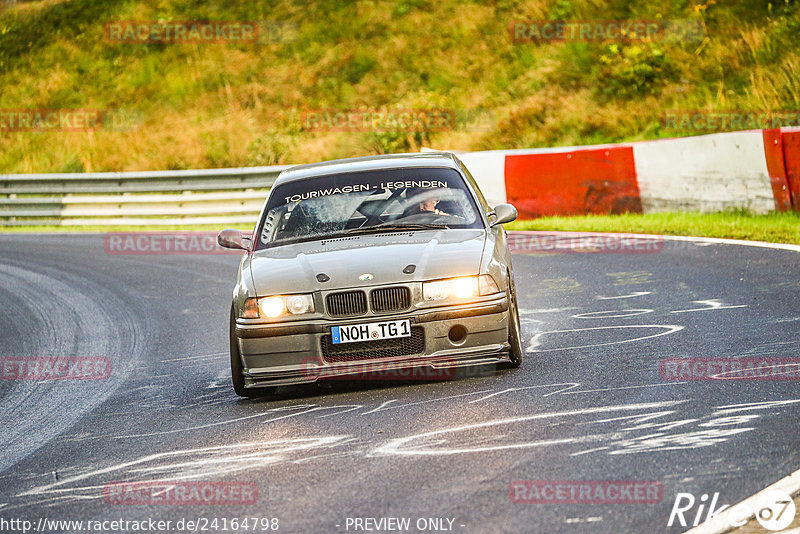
[[249, 229, 486, 295]]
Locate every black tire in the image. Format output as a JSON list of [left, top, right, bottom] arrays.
[[506, 271, 524, 368], [230, 307, 276, 398]]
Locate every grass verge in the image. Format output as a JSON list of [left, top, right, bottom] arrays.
[[507, 211, 800, 245], [0, 224, 234, 233], [2, 211, 799, 245]]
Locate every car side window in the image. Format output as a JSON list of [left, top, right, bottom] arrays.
[[458, 161, 492, 214]]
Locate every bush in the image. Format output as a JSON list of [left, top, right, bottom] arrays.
[[597, 43, 676, 99]]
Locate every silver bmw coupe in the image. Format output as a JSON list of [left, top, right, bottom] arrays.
[[218, 152, 522, 398]]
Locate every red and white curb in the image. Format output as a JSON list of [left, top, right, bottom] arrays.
[[452, 126, 800, 217]]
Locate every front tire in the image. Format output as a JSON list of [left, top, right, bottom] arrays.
[[506, 271, 523, 368], [230, 307, 276, 398]]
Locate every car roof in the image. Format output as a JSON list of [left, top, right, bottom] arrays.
[[273, 152, 461, 186]]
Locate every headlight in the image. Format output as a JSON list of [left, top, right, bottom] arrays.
[[241, 294, 315, 318], [261, 296, 286, 317], [423, 275, 500, 302]]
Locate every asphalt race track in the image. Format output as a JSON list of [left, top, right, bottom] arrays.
[[0, 233, 798, 533]]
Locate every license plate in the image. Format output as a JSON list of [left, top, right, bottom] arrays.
[[331, 319, 411, 344]]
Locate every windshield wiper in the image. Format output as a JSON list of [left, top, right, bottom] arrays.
[[266, 223, 448, 247], [340, 223, 448, 235]]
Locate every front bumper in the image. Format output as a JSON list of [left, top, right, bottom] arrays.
[[234, 297, 511, 389]]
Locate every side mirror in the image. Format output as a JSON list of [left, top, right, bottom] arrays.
[[489, 203, 518, 227], [217, 229, 250, 251]]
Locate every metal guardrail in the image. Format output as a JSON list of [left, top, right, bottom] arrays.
[[0, 165, 293, 226]]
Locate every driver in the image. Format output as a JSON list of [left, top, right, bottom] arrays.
[[404, 187, 450, 216]]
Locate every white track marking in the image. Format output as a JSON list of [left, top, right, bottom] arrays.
[[359, 400, 398, 415], [160, 352, 225, 363], [570, 446, 609, 456], [371, 401, 686, 457], [315, 405, 365, 418], [518, 307, 579, 314], [671, 299, 748, 313], [468, 388, 523, 404], [511, 231, 800, 253], [572, 309, 653, 319], [291, 449, 365, 464], [526, 324, 684, 352], [71, 404, 327, 440], [603, 427, 753, 455], [565, 517, 603, 524], [711, 399, 800, 415], [468, 383, 580, 403], [561, 382, 687, 395], [470, 381, 684, 400], [710, 362, 800, 380], [657, 234, 800, 253], [578, 410, 678, 427], [682, 468, 800, 534], [541, 383, 582, 397], [18, 437, 350, 499], [596, 291, 652, 300], [359, 390, 495, 415]]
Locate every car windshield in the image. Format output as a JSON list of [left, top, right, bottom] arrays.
[[254, 167, 483, 249]]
